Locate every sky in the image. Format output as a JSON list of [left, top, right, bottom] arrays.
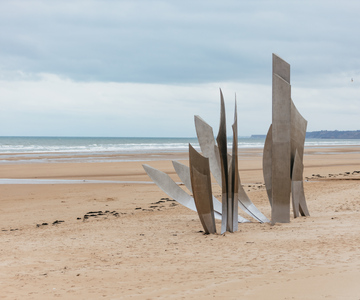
[[0, 0, 359, 137]]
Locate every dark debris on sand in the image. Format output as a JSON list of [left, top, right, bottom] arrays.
[[305, 170, 360, 181], [82, 210, 123, 221], [136, 198, 178, 212], [36, 220, 64, 228]]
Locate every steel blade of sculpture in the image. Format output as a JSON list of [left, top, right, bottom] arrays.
[[290, 101, 310, 217], [172, 160, 250, 223], [292, 150, 310, 217], [229, 100, 239, 232], [216, 91, 230, 233], [194, 116, 222, 186], [263, 124, 273, 206], [189, 144, 217, 234], [263, 53, 310, 223], [195, 116, 269, 223]]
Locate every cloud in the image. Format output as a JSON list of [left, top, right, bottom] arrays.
[[1, 1, 360, 85], [293, 78, 360, 132], [1, 71, 359, 137], [0, 73, 272, 136], [1, 1, 360, 137]]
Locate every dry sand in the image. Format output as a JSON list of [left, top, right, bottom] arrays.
[[1, 146, 360, 299]]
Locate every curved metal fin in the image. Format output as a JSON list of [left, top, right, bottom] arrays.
[[216, 89, 229, 234], [194, 115, 222, 186], [290, 98, 309, 217], [291, 150, 310, 217], [290, 98, 307, 178], [263, 124, 273, 206], [229, 99, 239, 232], [189, 144, 217, 234]]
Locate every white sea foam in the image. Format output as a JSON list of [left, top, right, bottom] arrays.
[[0, 137, 266, 154], [1, 136, 360, 164]]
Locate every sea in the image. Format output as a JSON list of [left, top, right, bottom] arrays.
[[1, 136, 360, 164]]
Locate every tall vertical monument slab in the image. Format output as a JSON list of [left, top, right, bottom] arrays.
[[264, 53, 310, 223], [271, 55, 292, 223]]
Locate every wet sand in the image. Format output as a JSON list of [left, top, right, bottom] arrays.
[[1, 146, 360, 299]]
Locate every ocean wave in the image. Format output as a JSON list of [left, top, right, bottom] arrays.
[[1, 137, 360, 155], [0, 143, 199, 153]]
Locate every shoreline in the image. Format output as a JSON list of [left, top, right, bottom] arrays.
[[1, 144, 360, 165]]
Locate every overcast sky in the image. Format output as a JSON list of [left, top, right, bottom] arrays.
[[1, 0, 359, 137]]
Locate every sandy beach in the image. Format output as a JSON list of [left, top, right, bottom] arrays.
[[1, 146, 360, 299]]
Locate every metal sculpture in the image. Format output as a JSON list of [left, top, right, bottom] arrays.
[[263, 53, 310, 223], [194, 116, 269, 223], [143, 53, 309, 233], [189, 144, 217, 234], [144, 89, 272, 233]]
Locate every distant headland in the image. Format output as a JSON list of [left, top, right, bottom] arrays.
[[251, 130, 360, 139], [305, 130, 360, 139]]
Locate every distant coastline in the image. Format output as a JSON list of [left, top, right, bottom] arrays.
[[305, 130, 360, 139], [250, 135, 267, 139], [251, 130, 360, 139]]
